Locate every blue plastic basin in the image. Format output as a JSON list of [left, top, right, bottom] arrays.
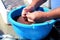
[[8, 5, 56, 40]]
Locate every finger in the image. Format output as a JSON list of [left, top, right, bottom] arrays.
[[21, 9, 28, 17], [28, 18, 34, 22], [26, 13, 32, 19], [26, 13, 35, 21]]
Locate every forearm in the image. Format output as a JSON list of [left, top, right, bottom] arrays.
[[47, 8, 60, 19], [29, 0, 47, 9]]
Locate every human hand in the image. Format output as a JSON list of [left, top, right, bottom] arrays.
[[21, 5, 35, 17], [26, 11, 50, 23]]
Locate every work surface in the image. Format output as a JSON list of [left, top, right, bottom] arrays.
[[0, 14, 19, 39]]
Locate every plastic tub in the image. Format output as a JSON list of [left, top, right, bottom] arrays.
[[8, 5, 56, 40]]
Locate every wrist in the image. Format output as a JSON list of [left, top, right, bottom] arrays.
[[25, 4, 35, 12], [29, 4, 36, 10]]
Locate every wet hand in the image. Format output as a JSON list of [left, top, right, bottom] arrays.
[[21, 5, 35, 17], [26, 11, 49, 23]]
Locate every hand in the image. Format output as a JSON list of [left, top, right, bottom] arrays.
[[26, 11, 50, 23], [21, 5, 35, 17]]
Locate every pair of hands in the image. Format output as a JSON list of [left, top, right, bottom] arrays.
[[21, 6, 49, 23]]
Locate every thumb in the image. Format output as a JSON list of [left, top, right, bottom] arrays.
[[28, 18, 34, 22], [21, 8, 29, 17], [26, 12, 31, 18], [26, 12, 34, 22]]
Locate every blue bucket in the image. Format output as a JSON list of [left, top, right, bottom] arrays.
[[8, 5, 56, 40]]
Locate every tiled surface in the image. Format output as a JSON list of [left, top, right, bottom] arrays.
[[2, 0, 25, 10]]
